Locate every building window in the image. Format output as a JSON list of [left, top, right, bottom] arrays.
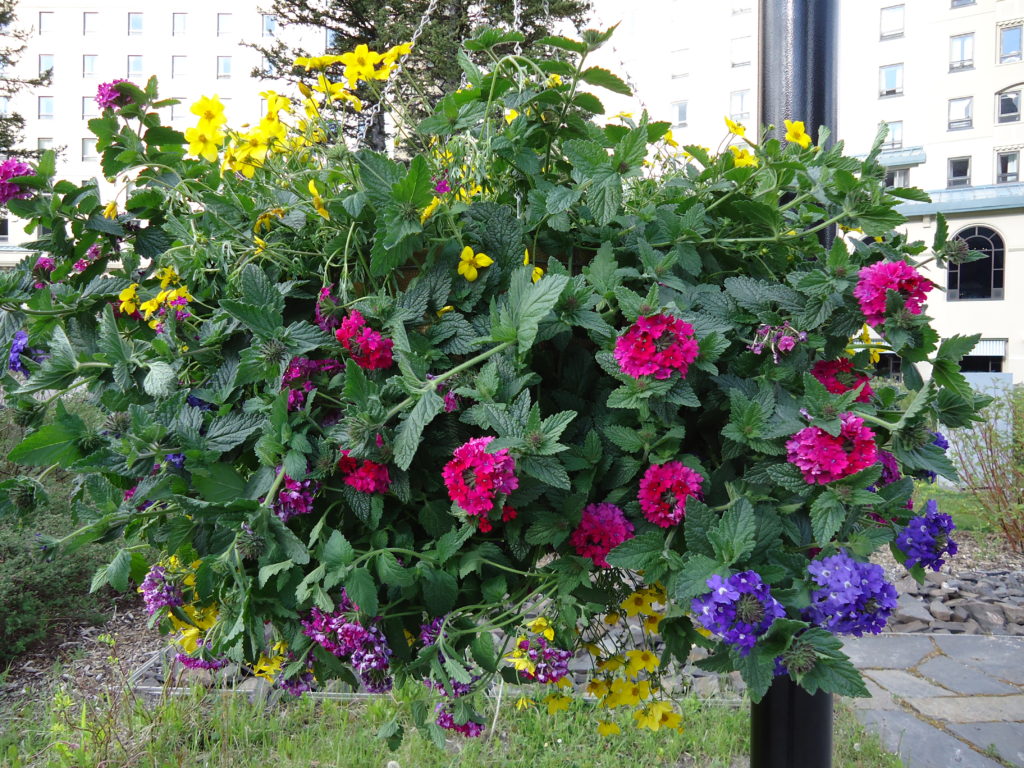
[[83, 55, 97, 77], [730, 89, 751, 121], [883, 120, 903, 149], [948, 226, 1004, 300], [874, 353, 902, 380], [996, 150, 1019, 183], [884, 167, 910, 188], [947, 156, 971, 187], [732, 0, 752, 13], [83, 12, 98, 35], [673, 100, 688, 126], [217, 13, 232, 36], [217, 56, 232, 79], [730, 37, 752, 67], [879, 63, 903, 96], [948, 96, 973, 129], [81, 138, 98, 161], [0, 97, 7, 115], [38, 54, 53, 76], [38, 11, 53, 35], [82, 96, 98, 119], [1000, 25, 1022, 64], [127, 55, 144, 79], [172, 56, 187, 79], [950, 33, 974, 71], [0, 217, 8, 242], [997, 90, 1021, 123], [37, 137, 53, 151], [880, 5, 904, 39], [128, 12, 143, 35], [671, 48, 689, 80], [951, 0, 975, 6], [262, 14, 277, 37], [172, 13, 186, 36], [38, 96, 54, 119], [170, 100, 187, 121]]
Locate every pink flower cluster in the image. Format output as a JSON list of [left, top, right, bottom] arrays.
[[314, 285, 341, 332], [273, 473, 320, 521], [568, 503, 635, 568], [614, 313, 700, 380], [0, 158, 33, 205], [853, 260, 932, 327], [786, 413, 879, 485], [335, 310, 394, 370], [337, 449, 390, 494], [811, 359, 874, 403], [281, 356, 344, 410], [95, 79, 132, 110], [638, 461, 703, 527], [442, 436, 518, 517]]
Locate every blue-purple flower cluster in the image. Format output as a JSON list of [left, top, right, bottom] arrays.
[[8, 330, 44, 376], [278, 669, 316, 696], [691, 571, 786, 655], [896, 499, 957, 571], [805, 550, 897, 636], [301, 594, 393, 692], [514, 636, 572, 684], [139, 564, 184, 615]]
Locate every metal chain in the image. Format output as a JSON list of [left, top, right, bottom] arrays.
[[354, 0, 440, 147], [512, 0, 524, 55]]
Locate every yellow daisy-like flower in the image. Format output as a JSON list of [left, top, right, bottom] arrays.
[[597, 720, 621, 737], [527, 617, 555, 641], [784, 119, 812, 149], [155, 266, 178, 289], [603, 612, 620, 626], [642, 614, 662, 633], [436, 305, 454, 317], [177, 626, 203, 655], [532, 266, 544, 283], [308, 179, 330, 220], [625, 649, 659, 676], [190, 95, 227, 131], [103, 201, 118, 220], [254, 208, 286, 234], [597, 655, 625, 673], [609, 678, 650, 707], [634, 701, 681, 732], [729, 145, 759, 168], [457, 245, 493, 282], [621, 591, 655, 617], [382, 42, 413, 65], [504, 108, 519, 124], [118, 283, 139, 314], [455, 184, 482, 203], [544, 694, 572, 714], [515, 696, 534, 711], [663, 130, 679, 148], [293, 55, 345, 71], [253, 653, 285, 681], [253, 236, 267, 254], [184, 125, 225, 163], [725, 116, 746, 137], [610, 111, 634, 120], [586, 678, 610, 698], [339, 44, 383, 89], [545, 73, 563, 88], [420, 195, 441, 224]]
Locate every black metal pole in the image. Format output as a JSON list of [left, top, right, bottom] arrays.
[[751, 676, 833, 768]]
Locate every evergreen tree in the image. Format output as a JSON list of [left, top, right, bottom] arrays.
[[1, 0, 51, 158]]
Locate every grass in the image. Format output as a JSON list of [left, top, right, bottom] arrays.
[[0, 679, 903, 768], [912, 482, 991, 532]]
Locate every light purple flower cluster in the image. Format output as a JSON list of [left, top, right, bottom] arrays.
[[896, 499, 957, 571], [281, 356, 344, 411], [805, 550, 898, 636], [314, 285, 341, 332], [301, 597, 393, 692], [0, 158, 33, 205], [435, 702, 485, 737], [272, 473, 319, 521], [95, 79, 132, 110], [176, 640, 228, 670], [514, 636, 572, 684], [922, 431, 950, 483], [278, 669, 316, 696], [691, 571, 785, 655], [140, 564, 184, 615], [8, 330, 33, 375], [748, 321, 807, 363], [164, 453, 186, 469]]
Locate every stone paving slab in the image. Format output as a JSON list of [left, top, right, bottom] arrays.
[[908, 695, 1024, 723], [855, 709, 1006, 768], [864, 669, 954, 698], [841, 634, 936, 669], [946, 722, 1024, 768], [917, 655, 1021, 695]]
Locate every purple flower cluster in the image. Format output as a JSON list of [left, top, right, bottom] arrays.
[[302, 598, 393, 692], [95, 79, 132, 110], [176, 641, 228, 670], [139, 564, 184, 615], [922, 431, 950, 483], [420, 615, 446, 646], [691, 571, 785, 655], [272, 473, 320, 521], [0, 158, 33, 205], [435, 702, 485, 737], [278, 669, 316, 696], [8, 330, 34, 375], [164, 452, 186, 469], [805, 550, 898, 636], [514, 636, 572, 684], [748, 321, 807, 363], [314, 286, 342, 332], [281, 356, 344, 411], [896, 500, 957, 571], [35, 256, 55, 272]]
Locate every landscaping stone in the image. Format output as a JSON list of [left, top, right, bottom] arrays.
[[863, 669, 954, 698], [929, 599, 953, 621], [907, 695, 1024, 723], [946, 722, 1024, 768], [893, 594, 933, 624], [964, 602, 1007, 633], [916, 655, 1020, 695], [855, 709, 1005, 768]]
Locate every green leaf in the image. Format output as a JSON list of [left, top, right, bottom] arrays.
[[932, 212, 949, 252], [810, 491, 846, 543], [422, 567, 457, 615], [258, 560, 293, 588], [394, 390, 444, 471], [508, 272, 569, 354], [518, 455, 570, 490], [240, 265, 285, 315], [935, 333, 980, 362], [8, 420, 85, 467], [736, 647, 776, 702], [537, 35, 588, 54], [205, 411, 264, 452], [580, 66, 631, 95], [605, 531, 664, 571], [92, 549, 132, 593], [670, 554, 726, 601], [135, 225, 172, 259], [344, 567, 378, 616], [192, 462, 246, 503], [707, 499, 757, 565], [268, 515, 311, 565], [376, 551, 415, 587], [220, 299, 280, 339], [143, 361, 177, 397], [603, 424, 645, 453], [324, 529, 355, 570]]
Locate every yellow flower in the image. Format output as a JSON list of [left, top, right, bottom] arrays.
[[103, 201, 118, 219], [253, 653, 285, 681], [312, 73, 362, 110], [610, 111, 634, 120], [254, 208, 286, 234], [597, 655, 624, 672], [436, 305, 454, 317], [586, 678, 610, 698], [339, 44, 383, 89], [545, 73, 563, 87], [293, 55, 345, 71], [504, 108, 519, 124], [642, 614, 662, 633], [457, 245, 493, 282], [118, 283, 139, 314], [308, 179, 330, 220], [528, 617, 555, 641], [663, 130, 679, 148], [634, 701, 681, 731], [609, 678, 650, 707], [382, 42, 413, 64], [784, 119, 812, 149], [455, 184, 482, 203], [693, 623, 714, 639], [544, 694, 572, 714], [532, 266, 544, 283], [177, 627, 203, 655], [420, 195, 441, 224], [515, 696, 534, 711], [621, 591, 654, 617], [729, 145, 759, 168], [167, 286, 191, 304], [154, 266, 178, 288], [725, 116, 746, 137], [185, 125, 225, 162], [190, 95, 227, 131], [254, 236, 267, 254], [597, 720, 621, 736], [603, 612, 620, 626], [625, 649, 659, 676]]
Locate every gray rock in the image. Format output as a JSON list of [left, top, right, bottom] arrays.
[[896, 575, 921, 595], [894, 594, 933, 624], [1003, 604, 1024, 624], [925, 571, 948, 586], [929, 620, 970, 633], [929, 599, 953, 621], [892, 620, 930, 633], [964, 602, 1006, 633], [953, 606, 969, 621], [962, 618, 982, 635]]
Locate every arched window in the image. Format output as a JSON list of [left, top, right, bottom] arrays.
[[948, 226, 1004, 300]]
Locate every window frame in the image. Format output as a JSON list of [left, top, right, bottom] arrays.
[[996, 150, 1019, 183], [37, 96, 54, 119], [883, 120, 903, 150], [37, 137, 53, 151], [948, 226, 1005, 301], [730, 89, 751, 122], [950, 33, 974, 71], [879, 63, 904, 97], [172, 13, 186, 36], [262, 14, 277, 37], [948, 96, 973, 130], [81, 137, 98, 161], [37, 11, 53, 35], [81, 96, 98, 119], [82, 12, 98, 34], [216, 56, 232, 79], [1000, 24, 1022, 64], [673, 99, 688, 127], [127, 55, 144, 79], [82, 54, 97, 77], [171, 55, 187, 79], [884, 167, 910, 188], [997, 90, 1021, 123], [951, 0, 975, 6], [730, 36, 752, 68], [127, 12, 143, 36], [217, 13, 232, 37], [947, 156, 972, 187], [879, 5, 904, 40], [38, 53, 54, 76]]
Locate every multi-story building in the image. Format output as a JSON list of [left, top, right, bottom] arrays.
[[0, 1, 323, 265], [591, 0, 1023, 382]]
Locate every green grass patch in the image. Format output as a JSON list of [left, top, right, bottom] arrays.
[[912, 482, 990, 532]]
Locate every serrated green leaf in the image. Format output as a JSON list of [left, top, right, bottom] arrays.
[[394, 390, 444, 471], [344, 567, 378, 616], [810, 491, 846, 543]]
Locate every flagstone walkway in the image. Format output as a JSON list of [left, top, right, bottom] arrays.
[[842, 634, 1024, 768]]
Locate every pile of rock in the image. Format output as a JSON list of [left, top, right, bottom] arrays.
[[887, 569, 1024, 636]]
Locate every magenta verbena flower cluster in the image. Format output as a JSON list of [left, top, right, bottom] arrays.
[[691, 571, 786, 655], [637, 461, 703, 528], [335, 310, 395, 371], [896, 499, 957, 571], [442, 436, 519, 518], [811, 359, 874, 403], [786, 413, 879, 485], [302, 597, 394, 692], [0, 158, 33, 206], [272, 473, 320, 521], [805, 550, 898, 636], [568, 502, 635, 568], [853, 260, 932, 327], [614, 313, 699, 380], [95, 79, 133, 111]]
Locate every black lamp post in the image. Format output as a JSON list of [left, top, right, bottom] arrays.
[[753, 2, 839, 766]]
